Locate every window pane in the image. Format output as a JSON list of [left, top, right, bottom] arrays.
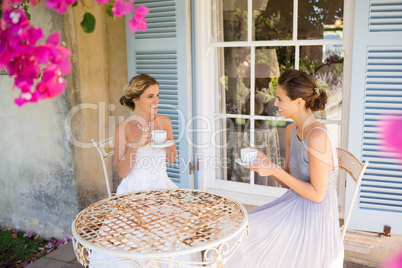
[[298, 0, 344, 40], [215, 118, 250, 183], [299, 45, 344, 120], [211, 0, 248, 42], [253, 0, 293, 41], [214, 117, 286, 189], [219, 47, 251, 115], [253, 124, 284, 187]]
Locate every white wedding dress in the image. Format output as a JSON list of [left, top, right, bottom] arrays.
[[89, 144, 201, 267]]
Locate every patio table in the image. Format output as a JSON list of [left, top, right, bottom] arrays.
[[71, 189, 248, 267]]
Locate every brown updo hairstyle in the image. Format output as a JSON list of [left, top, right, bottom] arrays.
[[278, 69, 328, 111], [119, 74, 159, 111]]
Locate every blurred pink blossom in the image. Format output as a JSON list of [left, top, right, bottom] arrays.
[[128, 5, 148, 33], [380, 115, 402, 160], [112, 0, 134, 18], [382, 251, 402, 268], [45, 0, 77, 14], [1, 0, 24, 11]]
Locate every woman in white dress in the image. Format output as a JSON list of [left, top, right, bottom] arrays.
[[114, 74, 177, 192], [90, 74, 200, 267]]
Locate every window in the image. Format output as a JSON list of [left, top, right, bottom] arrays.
[[209, 0, 345, 199]]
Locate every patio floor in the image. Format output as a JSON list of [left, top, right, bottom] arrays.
[[26, 242, 375, 268]]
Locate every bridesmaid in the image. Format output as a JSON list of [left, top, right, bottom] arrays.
[[226, 69, 344, 268]]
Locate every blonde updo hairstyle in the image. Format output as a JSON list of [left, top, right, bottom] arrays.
[[278, 69, 327, 111], [119, 74, 159, 111]]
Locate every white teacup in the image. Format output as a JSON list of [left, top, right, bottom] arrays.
[[241, 148, 257, 164], [151, 130, 167, 144]]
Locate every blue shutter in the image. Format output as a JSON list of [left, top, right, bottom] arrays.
[[126, 0, 192, 188], [348, 0, 402, 234]]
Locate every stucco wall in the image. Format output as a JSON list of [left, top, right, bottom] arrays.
[[0, 4, 78, 239], [64, 0, 128, 210]]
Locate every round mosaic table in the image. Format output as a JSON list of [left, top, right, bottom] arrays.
[[71, 189, 249, 267]]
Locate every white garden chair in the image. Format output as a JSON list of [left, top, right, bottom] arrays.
[[91, 137, 114, 198], [337, 147, 370, 241]]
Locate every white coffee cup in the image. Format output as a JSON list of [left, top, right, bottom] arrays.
[[151, 130, 167, 144], [241, 148, 257, 164]]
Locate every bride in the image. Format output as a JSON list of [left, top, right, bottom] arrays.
[[114, 74, 177, 193], [89, 74, 200, 267]]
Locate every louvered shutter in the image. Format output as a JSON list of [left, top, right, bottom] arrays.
[[126, 0, 192, 188], [348, 0, 402, 234]]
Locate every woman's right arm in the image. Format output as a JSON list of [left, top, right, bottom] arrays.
[[114, 122, 140, 178]]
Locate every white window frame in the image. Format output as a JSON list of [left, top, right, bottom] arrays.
[[194, 0, 355, 210]]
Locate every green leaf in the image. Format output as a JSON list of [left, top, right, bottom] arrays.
[[106, 4, 114, 18], [72, 1, 78, 7], [80, 12, 96, 33]]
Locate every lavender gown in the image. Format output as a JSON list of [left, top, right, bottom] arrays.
[[226, 126, 344, 268]]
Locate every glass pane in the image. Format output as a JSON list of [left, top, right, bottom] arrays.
[[299, 45, 344, 120], [252, 47, 281, 119], [215, 118, 250, 183], [253, 123, 285, 187], [219, 47, 251, 115], [218, 46, 295, 115], [253, 0, 293, 41], [298, 0, 344, 40], [211, 0, 248, 42]]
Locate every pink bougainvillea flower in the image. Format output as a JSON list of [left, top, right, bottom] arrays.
[[15, 90, 38, 106], [127, 5, 149, 33], [1, 0, 25, 11], [0, 8, 71, 106], [29, 0, 41, 5], [44, 0, 77, 14], [380, 114, 402, 160], [36, 65, 66, 99], [112, 0, 135, 18]]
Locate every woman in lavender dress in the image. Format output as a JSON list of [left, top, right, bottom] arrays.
[[226, 69, 344, 267]]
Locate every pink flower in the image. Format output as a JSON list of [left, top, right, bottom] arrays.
[[380, 115, 402, 160], [112, 0, 135, 18], [36, 65, 66, 99], [45, 0, 77, 14], [127, 5, 149, 33], [14, 90, 38, 106], [0, 8, 71, 106], [382, 251, 402, 268], [1, 0, 25, 12]]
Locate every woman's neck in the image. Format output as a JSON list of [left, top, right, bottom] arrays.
[[131, 110, 153, 123], [293, 110, 317, 133]]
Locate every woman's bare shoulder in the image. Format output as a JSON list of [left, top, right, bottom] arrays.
[[154, 114, 172, 125]]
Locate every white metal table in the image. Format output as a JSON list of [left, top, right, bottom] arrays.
[[72, 189, 248, 267]]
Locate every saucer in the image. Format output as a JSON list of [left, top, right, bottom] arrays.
[[150, 140, 174, 149], [235, 158, 260, 166]]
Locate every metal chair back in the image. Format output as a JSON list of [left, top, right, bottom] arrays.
[[337, 147, 370, 241], [91, 137, 114, 198]]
